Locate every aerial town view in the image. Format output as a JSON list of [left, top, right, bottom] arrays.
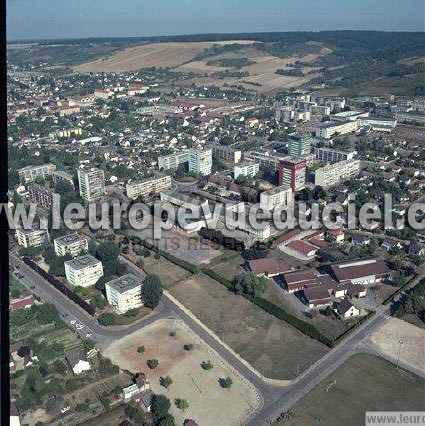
[[2, 0, 425, 425]]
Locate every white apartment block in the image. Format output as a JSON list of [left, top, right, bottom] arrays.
[[77, 168, 105, 201], [16, 228, 50, 248], [288, 133, 312, 157], [315, 120, 360, 139], [105, 274, 143, 313], [54, 233, 89, 258], [126, 175, 172, 200], [315, 159, 361, 188], [260, 186, 293, 211], [246, 151, 286, 171], [211, 144, 242, 164], [316, 147, 355, 163], [330, 111, 369, 122], [234, 161, 259, 179], [310, 105, 331, 116], [359, 116, 397, 132], [158, 150, 189, 171], [64, 255, 103, 288], [18, 164, 56, 183], [188, 147, 212, 175]]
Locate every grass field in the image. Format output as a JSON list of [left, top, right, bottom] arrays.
[[142, 255, 192, 288], [170, 274, 328, 380], [275, 354, 425, 426]]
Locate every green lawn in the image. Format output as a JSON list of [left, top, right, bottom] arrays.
[[275, 354, 425, 426]]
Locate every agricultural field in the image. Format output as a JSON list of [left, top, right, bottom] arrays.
[[275, 354, 425, 426], [170, 274, 328, 380], [74, 40, 256, 72], [103, 318, 260, 426]]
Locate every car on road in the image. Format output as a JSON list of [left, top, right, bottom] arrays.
[[60, 406, 70, 414], [70, 320, 76, 325], [61, 313, 68, 318], [76, 324, 84, 330], [30, 285, 35, 290], [86, 333, 92, 338]]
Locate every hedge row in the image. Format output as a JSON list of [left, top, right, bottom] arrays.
[[382, 275, 417, 305], [132, 237, 200, 275], [202, 268, 232, 289], [249, 295, 335, 348], [333, 310, 376, 344], [203, 267, 334, 347], [22, 256, 95, 316]]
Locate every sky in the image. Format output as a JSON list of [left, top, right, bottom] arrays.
[[7, 0, 425, 41]]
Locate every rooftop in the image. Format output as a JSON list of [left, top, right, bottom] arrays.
[[105, 274, 143, 294], [54, 233, 88, 246], [65, 254, 101, 270]]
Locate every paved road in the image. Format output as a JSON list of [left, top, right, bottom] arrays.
[[10, 252, 424, 425]]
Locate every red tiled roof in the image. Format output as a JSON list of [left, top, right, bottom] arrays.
[[248, 257, 291, 276], [303, 285, 331, 302], [275, 229, 303, 246], [330, 258, 390, 283], [287, 240, 317, 256], [10, 296, 35, 311]]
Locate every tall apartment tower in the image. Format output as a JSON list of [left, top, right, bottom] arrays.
[[288, 133, 312, 157], [188, 147, 212, 176], [279, 158, 306, 191], [77, 168, 105, 201]]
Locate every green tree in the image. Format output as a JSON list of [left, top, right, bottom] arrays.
[[184, 344, 194, 351], [142, 274, 163, 308], [232, 273, 269, 297], [137, 346, 145, 354], [151, 394, 171, 420], [201, 360, 213, 370], [175, 398, 189, 411], [221, 377, 233, 389], [160, 376, 173, 389], [96, 242, 120, 262], [147, 359, 159, 369], [98, 312, 116, 326], [158, 414, 175, 426]]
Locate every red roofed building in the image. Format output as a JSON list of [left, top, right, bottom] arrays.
[[247, 257, 292, 277], [10, 296, 35, 311], [275, 229, 303, 246], [282, 269, 320, 293], [329, 258, 390, 285], [303, 285, 331, 308], [287, 240, 318, 258]]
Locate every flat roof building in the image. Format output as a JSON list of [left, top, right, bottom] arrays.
[[65, 254, 103, 288], [16, 228, 50, 248], [77, 168, 105, 202], [18, 164, 56, 183], [126, 175, 171, 200], [234, 161, 259, 179], [105, 274, 144, 313], [54, 233, 89, 258]]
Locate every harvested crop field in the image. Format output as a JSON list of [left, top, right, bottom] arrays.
[[74, 40, 256, 72]]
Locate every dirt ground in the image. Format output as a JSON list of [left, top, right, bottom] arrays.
[[103, 318, 260, 426], [170, 274, 328, 379], [367, 317, 425, 375], [74, 40, 256, 72]]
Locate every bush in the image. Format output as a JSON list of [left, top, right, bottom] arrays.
[[175, 398, 189, 411], [147, 359, 159, 369], [184, 344, 194, 351], [220, 377, 233, 389], [201, 360, 213, 370], [160, 376, 173, 388], [98, 312, 116, 326], [137, 346, 145, 354]]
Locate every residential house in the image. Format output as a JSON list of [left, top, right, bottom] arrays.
[[65, 349, 91, 374], [335, 298, 360, 318]]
